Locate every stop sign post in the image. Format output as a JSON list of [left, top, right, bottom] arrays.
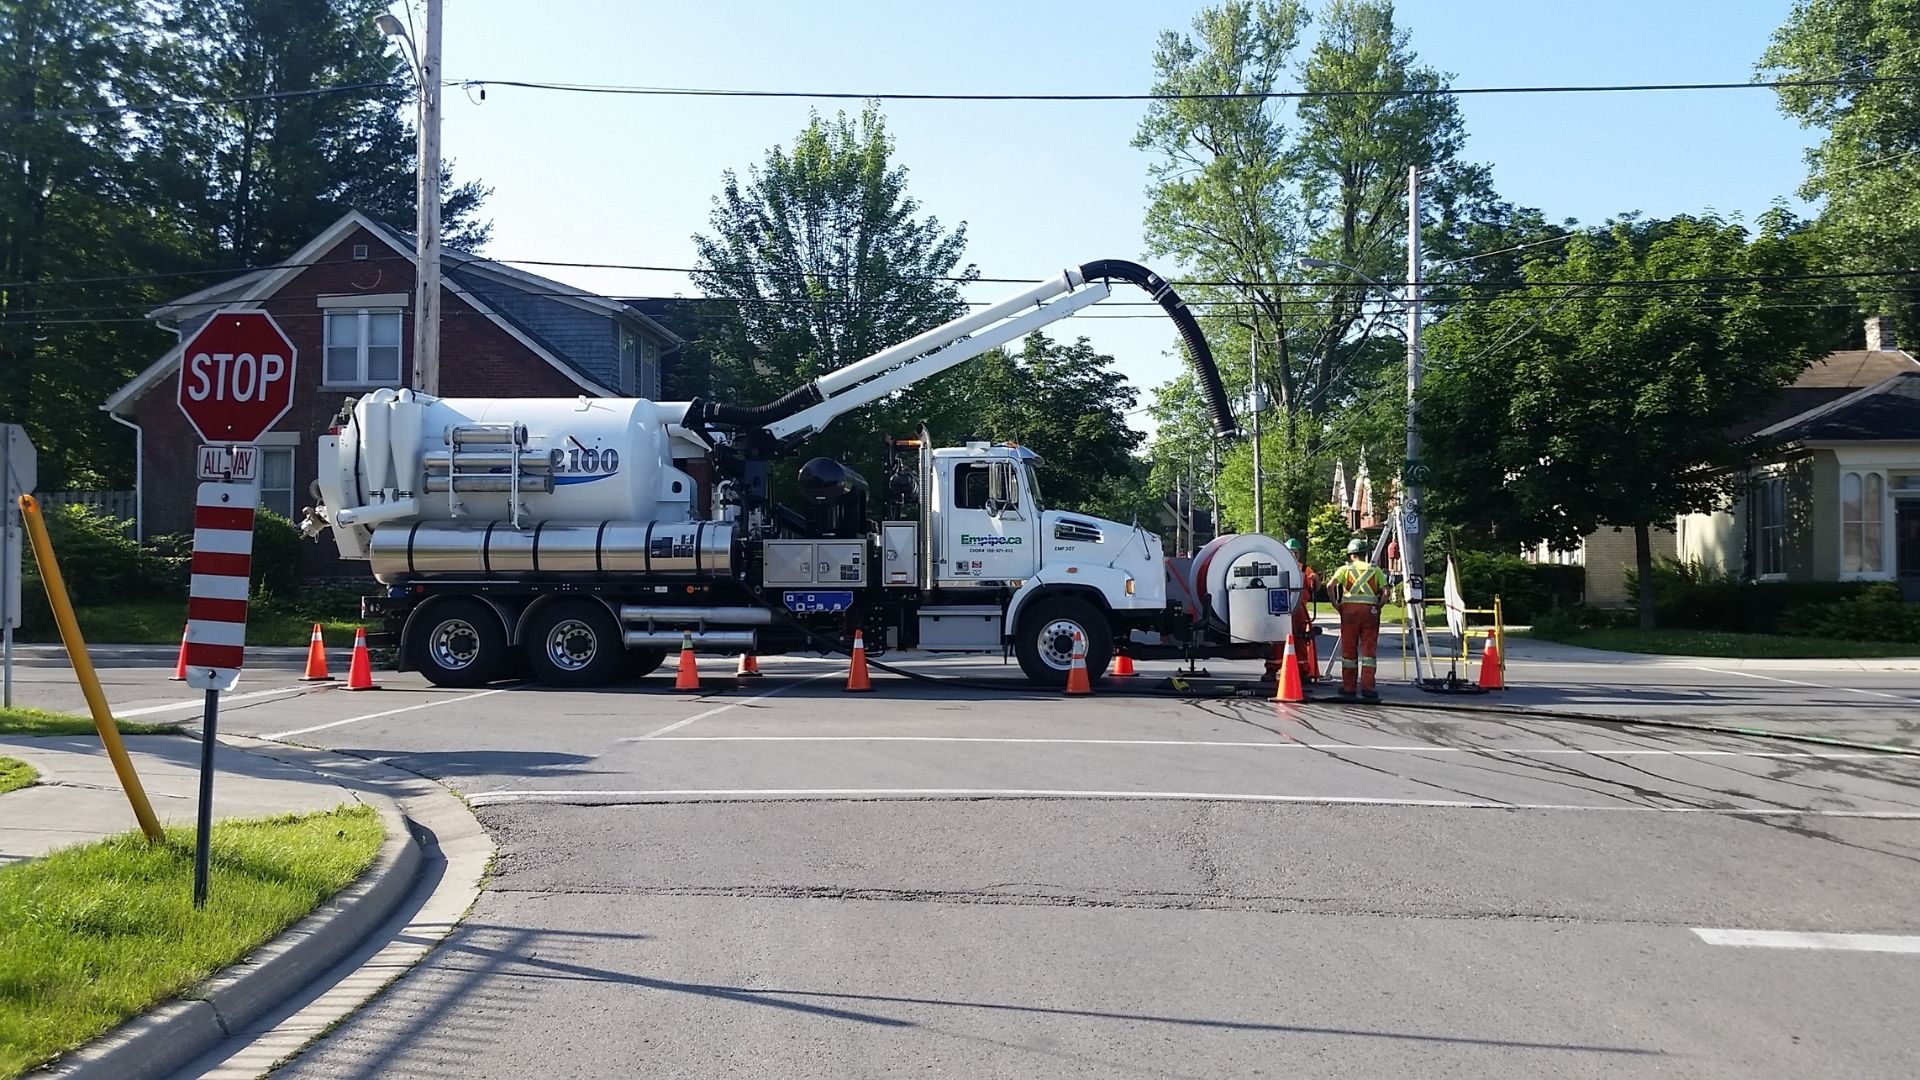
[[175, 308, 296, 908]]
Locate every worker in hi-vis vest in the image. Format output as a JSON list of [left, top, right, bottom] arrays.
[[1325, 538, 1390, 699]]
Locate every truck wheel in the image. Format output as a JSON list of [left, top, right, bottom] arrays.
[[523, 600, 624, 688], [407, 600, 508, 688], [623, 648, 668, 680], [1015, 596, 1111, 686]]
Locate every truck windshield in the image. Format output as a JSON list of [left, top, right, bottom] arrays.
[[1023, 463, 1044, 510]]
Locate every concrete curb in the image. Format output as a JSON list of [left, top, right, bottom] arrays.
[[40, 797, 422, 1080]]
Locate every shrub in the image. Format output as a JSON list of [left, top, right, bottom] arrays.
[[249, 511, 305, 604], [1530, 603, 1634, 637], [1626, 558, 1884, 633], [1786, 590, 1920, 644], [1448, 551, 1584, 624]]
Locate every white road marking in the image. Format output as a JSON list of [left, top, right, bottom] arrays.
[[623, 669, 848, 741], [646, 735, 1890, 758], [264, 687, 511, 739], [462, 787, 1920, 815], [115, 684, 311, 717], [1692, 928, 1920, 953], [1691, 666, 1920, 704]]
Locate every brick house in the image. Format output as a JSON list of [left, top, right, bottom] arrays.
[[101, 210, 683, 571]]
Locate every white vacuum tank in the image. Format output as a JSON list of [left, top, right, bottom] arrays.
[[317, 390, 702, 560]]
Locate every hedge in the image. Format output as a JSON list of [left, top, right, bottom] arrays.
[[1627, 559, 1886, 634]]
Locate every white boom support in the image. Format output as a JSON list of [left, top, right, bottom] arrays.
[[765, 275, 1109, 443]]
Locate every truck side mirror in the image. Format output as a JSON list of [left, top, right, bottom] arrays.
[[988, 462, 1018, 514]]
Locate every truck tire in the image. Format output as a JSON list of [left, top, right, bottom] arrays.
[[1015, 596, 1111, 686], [406, 599, 509, 688], [623, 648, 668, 680], [523, 600, 625, 688]]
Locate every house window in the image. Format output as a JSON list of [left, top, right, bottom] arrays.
[[1842, 470, 1885, 575], [324, 310, 403, 385], [260, 447, 296, 520], [1756, 476, 1787, 578]]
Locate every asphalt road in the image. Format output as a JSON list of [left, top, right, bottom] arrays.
[[17, 646, 1920, 1078]]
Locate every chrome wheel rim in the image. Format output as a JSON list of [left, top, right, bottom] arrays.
[[1037, 618, 1084, 671], [545, 619, 599, 672], [429, 619, 481, 671]]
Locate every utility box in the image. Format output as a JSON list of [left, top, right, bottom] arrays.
[[1223, 553, 1293, 644], [816, 541, 867, 586], [763, 540, 817, 587], [881, 522, 919, 587], [917, 605, 1002, 651]]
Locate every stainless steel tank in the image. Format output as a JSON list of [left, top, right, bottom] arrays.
[[368, 520, 735, 583]]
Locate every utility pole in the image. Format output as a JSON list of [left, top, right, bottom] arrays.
[[412, 0, 444, 395], [1402, 165, 1426, 604], [1250, 332, 1264, 535]]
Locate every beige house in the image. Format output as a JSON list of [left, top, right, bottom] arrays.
[[1540, 318, 1920, 604]]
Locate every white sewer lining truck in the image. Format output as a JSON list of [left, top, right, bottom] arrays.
[[302, 259, 1307, 688]]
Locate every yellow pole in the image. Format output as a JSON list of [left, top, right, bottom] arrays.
[[1495, 595, 1507, 678], [18, 495, 164, 842]]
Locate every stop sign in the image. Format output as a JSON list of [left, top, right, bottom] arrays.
[[177, 309, 297, 444]]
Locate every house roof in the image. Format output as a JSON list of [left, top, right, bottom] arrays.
[[106, 210, 684, 412], [1757, 372, 1920, 443], [1734, 349, 1920, 439]]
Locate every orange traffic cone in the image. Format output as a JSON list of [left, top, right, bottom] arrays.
[[1272, 633, 1306, 703], [674, 631, 701, 692], [169, 625, 188, 681], [1064, 633, 1092, 696], [845, 630, 874, 692], [735, 653, 761, 678], [1478, 632, 1505, 690], [300, 623, 334, 681], [345, 628, 378, 691], [1110, 651, 1137, 678]]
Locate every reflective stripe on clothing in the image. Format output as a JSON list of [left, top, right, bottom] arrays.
[[1331, 562, 1390, 605]]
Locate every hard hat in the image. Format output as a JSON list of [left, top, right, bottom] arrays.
[[1345, 538, 1368, 555], [1283, 538, 1301, 552]]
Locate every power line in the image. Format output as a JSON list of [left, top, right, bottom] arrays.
[[452, 74, 1920, 104], [0, 80, 399, 123]]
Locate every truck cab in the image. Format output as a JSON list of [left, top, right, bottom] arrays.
[[918, 440, 1167, 682]]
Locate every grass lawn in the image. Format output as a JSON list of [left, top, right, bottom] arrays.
[[0, 708, 178, 738], [1527, 626, 1920, 659], [0, 757, 35, 795], [0, 805, 383, 1078], [17, 600, 362, 649]]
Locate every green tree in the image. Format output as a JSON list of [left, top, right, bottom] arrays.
[[1419, 212, 1848, 628], [1761, 0, 1920, 336], [962, 333, 1145, 516], [157, 0, 489, 261], [690, 105, 977, 475], [0, 0, 183, 486], [1136, 0, 1499, 544]]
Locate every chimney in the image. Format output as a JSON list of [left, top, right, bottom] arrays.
[[1865, 315, 1897, 352]]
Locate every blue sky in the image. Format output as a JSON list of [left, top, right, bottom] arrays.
[[428, 0, 1818, 409]]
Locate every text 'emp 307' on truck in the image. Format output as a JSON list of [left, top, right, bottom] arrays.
[[301, 260, 1309, 688]]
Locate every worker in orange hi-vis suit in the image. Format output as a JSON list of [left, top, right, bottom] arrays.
[[1325, 538, 1390, 700]]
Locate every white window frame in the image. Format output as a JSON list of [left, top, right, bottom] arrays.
[[322, 308, 404, 387], [1755, 474, 1788, 581], [253, 432, 299, 522], [1840, 469, 1891, 580]]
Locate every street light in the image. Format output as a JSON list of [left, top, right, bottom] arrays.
[[376, 4, 442, 395]]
